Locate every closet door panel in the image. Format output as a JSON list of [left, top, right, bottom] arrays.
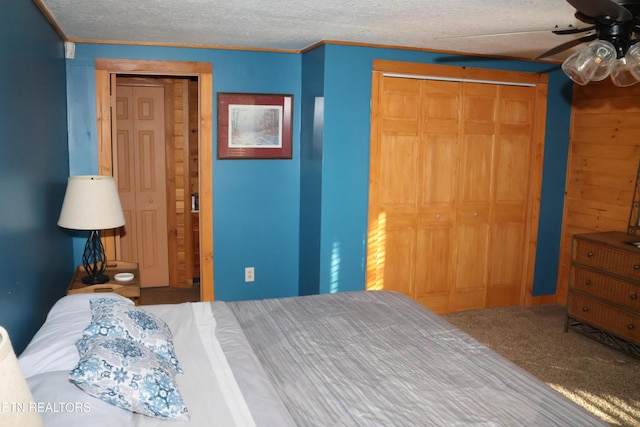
[[381, 225, 416, 297], [415, 225, 455, 313], [367, 76, 421, 294], [416, 80, 460, 311], [487, 85, 535, 306], [420, 134, 457, 206], [379, 134, 419, 209], [453, 224, 489, 311], [487, 224, 524, 307]]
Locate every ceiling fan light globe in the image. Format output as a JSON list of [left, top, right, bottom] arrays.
[[576, 40, 616, 81], [626, 43, 640, 81], [610, 57, 639, 87], [562, 50, 592, 85]]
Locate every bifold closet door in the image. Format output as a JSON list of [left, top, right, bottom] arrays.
[[367, 74, 535, 313]]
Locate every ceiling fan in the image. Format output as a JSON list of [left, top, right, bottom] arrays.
[[536, 0, 640, 60], [537, 0, 640, 86]]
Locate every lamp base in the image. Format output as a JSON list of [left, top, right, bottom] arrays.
[[82, 230, 109, 285], [82, 274, 110, 285]]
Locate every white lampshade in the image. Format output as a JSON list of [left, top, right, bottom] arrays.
[[58, 176, 125, 230], [0, 326, 44, 426]]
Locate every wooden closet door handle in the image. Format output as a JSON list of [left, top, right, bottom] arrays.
[[628, 324, 635, 330], [634, 264, 640, 270], [582, 307, 589, 312], [631, 293, 638, 300], [585, 280, 592, 286], [587, 252, 594, 257]]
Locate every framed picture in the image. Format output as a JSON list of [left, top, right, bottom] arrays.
[[217, 93, 293, 159]]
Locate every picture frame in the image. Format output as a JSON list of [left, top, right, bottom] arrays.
[[217, 93, 293, 159]]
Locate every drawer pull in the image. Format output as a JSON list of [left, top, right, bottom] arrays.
[[631, 293, 638, 300], [635, 264, 640, 270], [585, 280, 592, 286], [628, 324, 635, 330], [587, 252, 593, 257], [582, 306, 589, 312]]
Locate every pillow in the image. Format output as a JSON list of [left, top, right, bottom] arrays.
[[27, 371, 133, 427], [89, 296, 133, 313], [69, 336, 189, 421], [83, 298, 182, 373], [19, 293, 134, 378]]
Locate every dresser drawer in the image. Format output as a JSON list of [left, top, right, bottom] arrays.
[[571, 267, 640, 311], [573, 239, 640, 280], [568, 292, 639, 343]]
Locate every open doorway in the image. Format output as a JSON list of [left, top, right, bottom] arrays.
[[95, 59, 214, 302], [115, 76, 199, 290]]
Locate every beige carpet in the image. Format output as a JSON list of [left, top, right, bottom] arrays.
[[443, 304, 640, 426]]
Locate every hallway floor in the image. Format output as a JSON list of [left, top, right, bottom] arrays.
[[139, 283, 200, 305]]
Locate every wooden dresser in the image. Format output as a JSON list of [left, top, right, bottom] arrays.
[[567, 231, 640, 358]]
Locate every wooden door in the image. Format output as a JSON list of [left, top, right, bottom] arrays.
[[454, 83, 495, 311], [116, 85, 170, 288], [368, 69, 539, 314], [367, 76, 459, 312], [486, 85, 536, 308]]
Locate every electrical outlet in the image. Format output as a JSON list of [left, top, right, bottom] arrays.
[[245, 267, 255, 282]]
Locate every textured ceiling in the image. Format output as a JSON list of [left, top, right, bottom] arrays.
[[38, 0, 590, 61]]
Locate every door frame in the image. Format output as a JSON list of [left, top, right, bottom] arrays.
[[95, 59, 214, 301], [367, 59, 549, 307]]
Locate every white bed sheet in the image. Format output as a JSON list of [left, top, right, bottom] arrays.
[[137, 302, 256, 427]]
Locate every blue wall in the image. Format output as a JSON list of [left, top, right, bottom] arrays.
[[66, 44, 302, 302], [0, 1, 72, 353], [315, 45, 573, 296], [299, 45, 325, 296], [66, 43, 573, 303]]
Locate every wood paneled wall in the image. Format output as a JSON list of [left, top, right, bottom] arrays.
[[189, 81, 199, 198], [171, 80, 194, 288], [556, 80, 640, 302]]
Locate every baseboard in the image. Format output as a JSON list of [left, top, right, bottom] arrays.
[[524, 293, 561, 307]]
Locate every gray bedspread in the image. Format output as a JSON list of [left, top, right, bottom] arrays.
[[227, 290, 607, 426]]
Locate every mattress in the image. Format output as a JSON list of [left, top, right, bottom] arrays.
[[227, 290, 607, 426], [17, 291, 607, 426]]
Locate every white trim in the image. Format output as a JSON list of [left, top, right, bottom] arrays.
[[382, 72, 537, 87]]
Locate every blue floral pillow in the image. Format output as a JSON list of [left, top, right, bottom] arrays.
[[84, 298, 182, 373], [69, 336, 189, 421]]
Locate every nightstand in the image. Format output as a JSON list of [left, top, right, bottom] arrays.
[[67, 261, 140, 304]]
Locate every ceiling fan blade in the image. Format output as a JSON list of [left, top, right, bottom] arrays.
[[574, 11, 597, 24], [553, 25, 596, 34], [534, 33, 597, 59], [436, 27, 582, 40], [567, 0, 633, 22]]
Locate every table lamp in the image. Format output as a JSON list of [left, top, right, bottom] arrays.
[[58, 175, 125, 284], [0, 326, 43, 426]]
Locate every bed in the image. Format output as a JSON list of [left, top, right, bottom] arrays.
[[18, 290, 607, 426]]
